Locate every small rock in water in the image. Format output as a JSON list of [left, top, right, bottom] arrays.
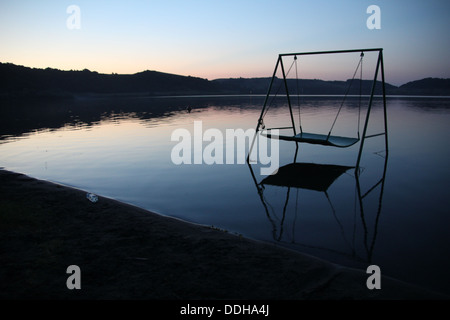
[[86, 193, 98, 203]]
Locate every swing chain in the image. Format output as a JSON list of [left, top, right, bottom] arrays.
[[294, 55, 302, 133], [328, 52, 365, 139]]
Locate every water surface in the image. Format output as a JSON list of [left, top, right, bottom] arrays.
[[1, 95, 449, 295]]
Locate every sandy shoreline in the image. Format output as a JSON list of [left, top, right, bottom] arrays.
[[0, 169, 447, 300]]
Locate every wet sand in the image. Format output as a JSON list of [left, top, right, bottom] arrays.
[[0, 169, 447, 300]]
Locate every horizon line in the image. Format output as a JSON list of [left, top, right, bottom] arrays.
[[1, 61, 448, 87]]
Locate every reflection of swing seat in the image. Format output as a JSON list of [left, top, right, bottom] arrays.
[[261, 162, 353, 192], [262, 132, 360, 148]]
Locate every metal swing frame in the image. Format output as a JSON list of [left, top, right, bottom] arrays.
[[248, 48, 389, 172]]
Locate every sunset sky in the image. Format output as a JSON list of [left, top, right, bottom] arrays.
[[1, 0, 449, 85]]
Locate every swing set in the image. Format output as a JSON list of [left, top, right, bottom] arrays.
[[249, 48, 388, 171]]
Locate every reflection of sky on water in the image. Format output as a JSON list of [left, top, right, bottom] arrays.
[[0, 96, 450, 296]]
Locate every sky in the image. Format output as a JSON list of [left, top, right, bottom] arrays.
[[0, 0, 449, 86]]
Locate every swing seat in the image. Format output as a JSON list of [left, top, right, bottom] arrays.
[[263, 132, 359, 148]]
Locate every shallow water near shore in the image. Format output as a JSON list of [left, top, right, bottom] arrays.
[[1, 95, 449, 296]]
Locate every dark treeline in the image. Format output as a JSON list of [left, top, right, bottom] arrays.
[[0, 63, 218, 98], [1, 62, 449, 99]]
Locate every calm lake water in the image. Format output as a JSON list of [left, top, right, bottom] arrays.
[[1, 95, 449, 296]]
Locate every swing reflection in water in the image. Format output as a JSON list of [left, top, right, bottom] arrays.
[[247, 144, 389, 264]]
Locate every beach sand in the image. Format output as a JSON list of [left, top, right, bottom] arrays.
[[0, 169, 447, 300]]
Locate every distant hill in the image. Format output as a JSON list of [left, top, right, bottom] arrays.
[[0, 62, 449, 98], [212, 77, 399, 95], [397, 78, 450, 96], [0, 63, 219, 98]]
